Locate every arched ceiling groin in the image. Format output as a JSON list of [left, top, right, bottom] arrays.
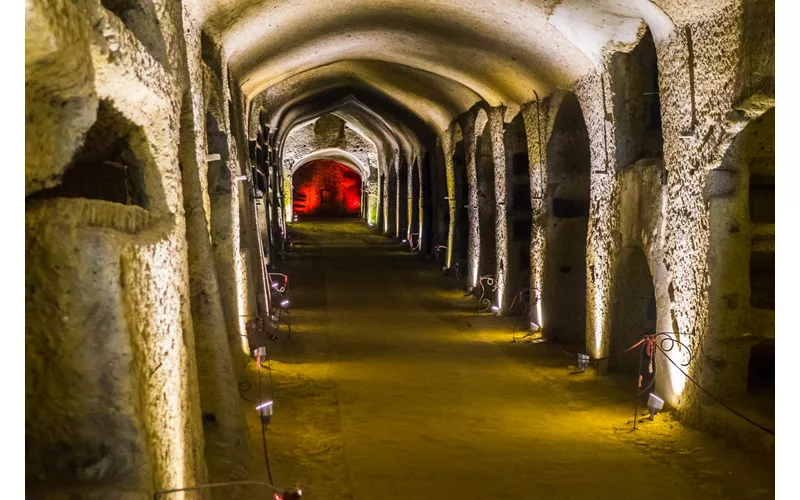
[[190, 0, 676, 153]]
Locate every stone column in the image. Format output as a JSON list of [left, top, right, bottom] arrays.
[[488, 106, 510, 313], [440, 132, 457, 269], [521, 98, 549, 331], [460, 113, 481, 291]]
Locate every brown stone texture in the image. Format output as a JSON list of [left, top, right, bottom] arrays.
[[26, 1, 775, 496]]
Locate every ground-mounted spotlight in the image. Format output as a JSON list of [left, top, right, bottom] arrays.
[[280, 299, 289, 308], [401, 239, 407, 244], [491, 305, 500, 315], [647, 393, 664, 420], [256, 400, 273, 425], [577, 353, 590, 372], [271, 282, 279, 289]]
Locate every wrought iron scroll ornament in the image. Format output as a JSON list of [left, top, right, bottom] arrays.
[[627, 331, 694, 431], [478, 274, 498, 312], [627, 331, 694, 383]]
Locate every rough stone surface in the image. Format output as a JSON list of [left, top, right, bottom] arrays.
[[26, 3, 775, 495]]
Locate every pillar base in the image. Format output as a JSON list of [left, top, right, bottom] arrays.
[[594, 358, 609, 375]]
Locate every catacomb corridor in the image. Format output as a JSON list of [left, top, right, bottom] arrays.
[[25, 0, 776, 498]]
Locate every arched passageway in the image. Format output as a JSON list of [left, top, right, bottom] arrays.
[[504, 113, 531, 309], [542, 94, 590, 343], [609, 246, 658, 377], [475, 113, 497, 294], [292, 159, 362, 216], [452, 128, 469, 277]]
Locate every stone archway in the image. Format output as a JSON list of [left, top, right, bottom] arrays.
[[542, 94, 590, 344]]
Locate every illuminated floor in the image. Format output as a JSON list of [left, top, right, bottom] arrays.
[[241, 219, 774, 499]]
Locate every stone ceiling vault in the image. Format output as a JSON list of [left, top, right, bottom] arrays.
[[189, 0, 677, 136]]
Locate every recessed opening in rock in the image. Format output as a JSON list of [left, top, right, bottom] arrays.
[[453, 136, 469, 264], [748, 340, 775, 395], [610, 28, 664, 169], [476, 115, 497, 279], [505, 114, 531, 295], [27, 100, 149, 208], [749, 174, 775, 223], [610, 246, 657, 377], [750, 251, 775, 309], [543, 93, 590, 343]]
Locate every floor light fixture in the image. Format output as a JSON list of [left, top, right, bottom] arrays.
[[647, 393, 664, 420], [256, 400, 273, 425], [577, 353, 590, 372]]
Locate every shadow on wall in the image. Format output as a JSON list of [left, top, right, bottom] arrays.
[[609, 246, 657, 378], [292, 159, 362, 216]]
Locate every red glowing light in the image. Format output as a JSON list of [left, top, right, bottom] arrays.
[[292, 159, 362, 215]]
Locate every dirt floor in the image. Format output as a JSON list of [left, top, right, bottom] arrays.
[[238, 218, 775, 499]]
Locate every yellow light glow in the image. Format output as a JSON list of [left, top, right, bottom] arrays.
[[536, 298, 543, 329], [663, 333, 690, 401], [592, 286, 605, 360]]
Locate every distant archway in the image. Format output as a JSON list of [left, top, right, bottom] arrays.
[[291, 159, 362, 216]]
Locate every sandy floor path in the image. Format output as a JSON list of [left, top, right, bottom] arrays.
[[242, 219, 773, 500]]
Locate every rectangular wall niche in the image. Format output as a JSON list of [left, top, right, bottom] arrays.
[[749, 251, 775, 309], [552, 198, 589, 218], [512, 184, 531, 211], [749, 174, 775, 223], [512, 152, 530, 176]]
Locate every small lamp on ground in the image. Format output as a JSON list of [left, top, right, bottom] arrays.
[[256, 400, 273, 426], [647, 393, 664, 420], [577, 353, 590, 372]]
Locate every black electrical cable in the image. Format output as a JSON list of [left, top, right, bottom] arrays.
[[256, 357, 275, 485], [654, 343, 775, 435], [238, 380, 257, 405], [576, 335, 776, 435]]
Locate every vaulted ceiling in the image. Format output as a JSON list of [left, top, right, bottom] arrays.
[[189, 0, 676, 148]]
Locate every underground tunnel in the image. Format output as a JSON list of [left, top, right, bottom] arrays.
[[23, 1, 778, 498]]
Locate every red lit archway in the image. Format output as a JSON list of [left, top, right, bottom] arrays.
[[292, 159, 362, 215]]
